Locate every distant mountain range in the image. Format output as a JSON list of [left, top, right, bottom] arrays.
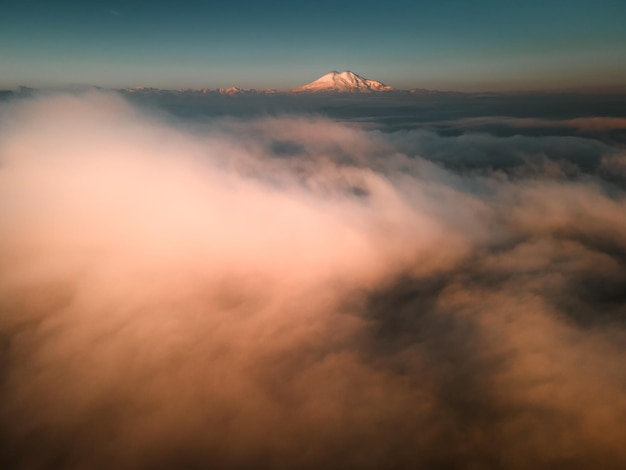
[[0, 72, 475, 98], [120, 71, 457, 96], [4, 73, 625, 98]]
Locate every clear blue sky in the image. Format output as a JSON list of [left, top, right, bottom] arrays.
[[2, 0, 626, 91]]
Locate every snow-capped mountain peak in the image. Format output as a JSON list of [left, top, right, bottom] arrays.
[[291, 71, 394, 93], [217, 86, 244, 95]]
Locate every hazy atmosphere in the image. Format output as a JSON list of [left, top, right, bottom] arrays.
[[1, 1, 626, 469]]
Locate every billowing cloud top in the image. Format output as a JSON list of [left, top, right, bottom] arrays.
[[1, 92, 626, 469]]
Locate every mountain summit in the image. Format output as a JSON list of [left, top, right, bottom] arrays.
[[291, 71, 394, 93]]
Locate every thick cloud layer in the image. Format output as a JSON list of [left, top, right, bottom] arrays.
[[1, 92, 625, 469]]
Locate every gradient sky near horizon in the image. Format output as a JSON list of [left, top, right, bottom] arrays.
[[2, 0, 626, 91]]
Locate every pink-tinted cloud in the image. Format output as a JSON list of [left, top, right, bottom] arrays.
[[0, 92, 625, 468]]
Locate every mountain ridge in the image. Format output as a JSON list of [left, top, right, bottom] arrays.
[[5, 71, 470, 96], [290, 71, 394, 93]]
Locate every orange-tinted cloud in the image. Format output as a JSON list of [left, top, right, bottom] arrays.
[[0, 92, 625, 468]]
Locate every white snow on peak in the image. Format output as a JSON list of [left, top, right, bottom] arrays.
[[217, 86, 244, 95], [291, 71, 394, 93]]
